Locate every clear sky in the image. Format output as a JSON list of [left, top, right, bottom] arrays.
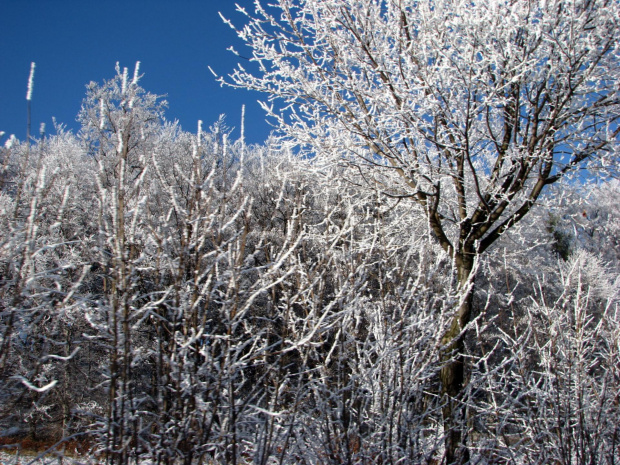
[[0, 0, 273, 145]]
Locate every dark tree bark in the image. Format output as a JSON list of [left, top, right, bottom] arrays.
[[440, 251, 475, 464]]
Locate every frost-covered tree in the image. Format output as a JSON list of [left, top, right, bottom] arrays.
[[2, 53, 619, 464], [469, 250, 620, 464], [550, 179, 620, 267], [0, 123, 102, 443], [223, 0, 620, 461]]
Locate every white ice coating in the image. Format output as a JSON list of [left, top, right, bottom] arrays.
[[26, 62, 36, 101]]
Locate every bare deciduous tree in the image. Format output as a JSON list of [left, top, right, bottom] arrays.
[[222, 1, 620, 461]]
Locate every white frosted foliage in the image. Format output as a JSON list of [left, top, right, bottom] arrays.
[[4, 134, 16, 148], [121, 66, 128, 94], [132, 61, 141, 85], [26, 62, 35, 101], [0, 16, 618, 465]]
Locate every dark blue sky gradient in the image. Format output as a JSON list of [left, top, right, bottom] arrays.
[[0, 0, 273, 145]]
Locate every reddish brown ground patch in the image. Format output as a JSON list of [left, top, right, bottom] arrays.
[[0, 435, 93, 457]]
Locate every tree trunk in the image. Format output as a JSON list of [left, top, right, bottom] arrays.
[[440, 252, 475, 464]]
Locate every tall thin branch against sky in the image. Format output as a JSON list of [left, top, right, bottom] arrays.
[[0, 0, 270, 144], [26, 62, 35, 102]]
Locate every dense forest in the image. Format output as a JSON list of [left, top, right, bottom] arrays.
[[1, 0, 619, 464]]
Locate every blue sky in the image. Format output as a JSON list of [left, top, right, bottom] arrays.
[[0, 0, 272, 145]]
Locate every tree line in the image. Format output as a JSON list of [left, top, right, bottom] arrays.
[[2, 0, 620, 463]]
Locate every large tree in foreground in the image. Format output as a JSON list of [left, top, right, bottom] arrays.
[[222, 0, 620, 462]]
